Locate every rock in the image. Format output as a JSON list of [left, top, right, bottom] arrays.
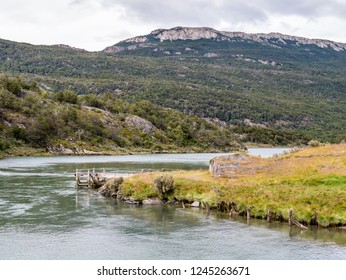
[[142, 197, 164, 205], [209, 154, 265, 178], [98, 177, 124, 197], [103, 45, 125, 53], [203, 52, 218, 58], [191, 201, 200, 207], [48, 144, 74, 155], [125, 115, 157, 134], [124, 197, 139, 204]]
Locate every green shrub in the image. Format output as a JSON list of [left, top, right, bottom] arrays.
[[0, 88, 20, 109], [54, 90, 78, 104], [12, 127, 28, 142], [0, 140, 8, 151], [152, 175, 175, 199], [308, 140, 323, 147]]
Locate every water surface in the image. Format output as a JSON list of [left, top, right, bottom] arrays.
[[0, 149, 345, 259]]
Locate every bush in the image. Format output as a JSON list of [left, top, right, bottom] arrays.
[[54, 90, 78, 104], [3, 76, 22, 96], [152, 175, 175, 199], [308, 140, 323, 147], [12, 127, 28, 142], [0, 140, 10, 151], [0, 88, 20, 109]]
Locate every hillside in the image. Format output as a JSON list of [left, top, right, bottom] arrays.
[[0, 75, 244, 157], [0, 26, 345, 143]]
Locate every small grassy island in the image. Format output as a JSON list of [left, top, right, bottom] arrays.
[[101, 144, 346, 228]]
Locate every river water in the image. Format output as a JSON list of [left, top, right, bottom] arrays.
[[0, 148, 345, 260]]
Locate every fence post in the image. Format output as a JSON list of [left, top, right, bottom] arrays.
[[247, 206, 251, 221], [289, 208, 293, 226], [267, 209, 271, 223]]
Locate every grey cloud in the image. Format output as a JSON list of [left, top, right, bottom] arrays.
[[255, 0, 346, 18], [97, 0, 346, 28], [98, 0, 268, 27]]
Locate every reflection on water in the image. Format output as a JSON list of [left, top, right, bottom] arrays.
[[0, 151, 345, 260]]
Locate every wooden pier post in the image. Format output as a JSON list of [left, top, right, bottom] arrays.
[[289, 208, 293, 226], [87, 169, 90, 187], [75, 169, 79, 188], [246, 206, 251, 221], [205, 202, 210, 214]]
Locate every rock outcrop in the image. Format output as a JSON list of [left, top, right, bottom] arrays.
[[209, 153, 265, 178], [108, 26, 346, 52], [125, 115, 157, 134]]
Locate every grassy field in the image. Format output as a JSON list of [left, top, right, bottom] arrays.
[[121, 144, 346, 227]]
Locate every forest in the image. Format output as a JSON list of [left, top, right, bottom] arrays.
[[0, 34, 345, 146]]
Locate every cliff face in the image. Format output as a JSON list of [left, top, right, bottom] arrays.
[[109, 26, 346, 52]]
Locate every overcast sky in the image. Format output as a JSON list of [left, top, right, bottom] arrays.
[[0, 0, 345, 51]]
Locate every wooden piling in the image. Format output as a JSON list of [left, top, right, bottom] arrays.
[[75, 169, 79, 188], [267, 209, 271, 223], [246, 206, 251, 220], [289, 208, 308, 230], [205, 202, 210, 214], [289, 208, 293, 226]]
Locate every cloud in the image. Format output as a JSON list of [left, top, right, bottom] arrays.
[[99, 0, 346, 26], [0, 0, 345, 50], [100, 0, 268, 27], [257, 0, 346, 18]]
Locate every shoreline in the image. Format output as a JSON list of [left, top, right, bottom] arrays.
[[0, 144, 289, 160], [98, 144, 346, 228]]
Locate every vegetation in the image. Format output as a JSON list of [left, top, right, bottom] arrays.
[[0, 35, 345, 143], [152, 175, 175, 199], [121, 144, 346, 227], [0, 75, 245, 157]]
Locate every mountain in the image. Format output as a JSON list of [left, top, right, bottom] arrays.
[[0, 27, 345, 144], [105, 26, 346, 52]]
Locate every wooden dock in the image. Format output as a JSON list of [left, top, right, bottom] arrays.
[[75, 168, 116, 188]]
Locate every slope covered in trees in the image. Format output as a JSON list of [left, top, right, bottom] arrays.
[[0, 27, 345, 143], [0, 75, 249, 156]]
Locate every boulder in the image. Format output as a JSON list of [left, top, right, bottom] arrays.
[[142, 197, 164, 205], [124, 197, 140, 204], [191, 201, 200, 207], [209, 153, 265, 178], [125, 115, 157, 134]]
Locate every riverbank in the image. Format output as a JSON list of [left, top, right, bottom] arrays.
[[107, 144, 346, 227], [0, 145, 246, 159]]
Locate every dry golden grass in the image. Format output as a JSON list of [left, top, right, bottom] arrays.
[[122, 144, 346, 227]]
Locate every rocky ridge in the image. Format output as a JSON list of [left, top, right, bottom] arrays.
[[106, 26, 346, 52]]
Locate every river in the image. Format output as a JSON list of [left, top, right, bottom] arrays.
[[0, 148, 345, 260]]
